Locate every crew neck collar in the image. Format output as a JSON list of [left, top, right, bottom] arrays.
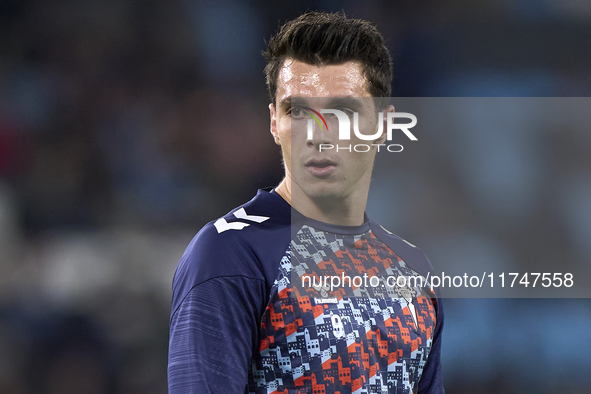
[[299, 214, 371, 235]]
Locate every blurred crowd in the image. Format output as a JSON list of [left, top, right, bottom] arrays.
[[0, 0, 590, 393]]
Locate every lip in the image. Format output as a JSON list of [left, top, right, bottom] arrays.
[[305, 159, 337, 177]]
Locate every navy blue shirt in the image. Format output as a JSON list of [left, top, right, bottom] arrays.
[[168, 189, 444, 393]]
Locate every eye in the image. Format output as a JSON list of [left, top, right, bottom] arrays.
[[289, 107, 305, 118]]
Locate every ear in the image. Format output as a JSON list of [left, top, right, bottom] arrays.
[[375, 104, 395, 144], [270, 103, 280, 145]]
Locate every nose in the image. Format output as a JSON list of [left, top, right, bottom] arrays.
[[306, 118, 333, 149]]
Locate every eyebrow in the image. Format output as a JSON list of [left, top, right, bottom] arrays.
[[324, 97, 365, 111], [277, 97, 294, 110], [277, 96, 365, 111]]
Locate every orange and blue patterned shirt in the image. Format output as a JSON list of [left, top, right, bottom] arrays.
[[168, 188, 444, 394]]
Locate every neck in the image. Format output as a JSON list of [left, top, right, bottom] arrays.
[[275, 178, 368, 226]]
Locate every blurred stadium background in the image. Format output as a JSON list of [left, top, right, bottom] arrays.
[[0, 0, 590, 393]]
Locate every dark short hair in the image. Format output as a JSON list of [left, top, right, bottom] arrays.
[[263, 11, 393, 108]]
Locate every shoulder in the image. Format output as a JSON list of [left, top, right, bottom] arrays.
[[369, 214, 446, 307], [175, 188, 291, 281], [369, 216, 445, 319], [368, 214, 434, 279], [171, 189, 292, 312]]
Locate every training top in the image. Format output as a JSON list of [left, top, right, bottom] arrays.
[[168, 188, 444, 394]]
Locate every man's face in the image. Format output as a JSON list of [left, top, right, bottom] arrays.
[[270, 59, 386, 203]]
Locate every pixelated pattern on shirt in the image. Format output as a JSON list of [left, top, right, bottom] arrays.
[[248, 226, 437, 394]]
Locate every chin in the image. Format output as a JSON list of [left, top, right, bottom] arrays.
[[290, 175, 349, 202], [300, 184, 346, 203]]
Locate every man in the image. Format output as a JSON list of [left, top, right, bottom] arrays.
[[168, 11, 444, 394]]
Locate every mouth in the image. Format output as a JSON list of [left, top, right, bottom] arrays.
[[305, 159, 337, 177]]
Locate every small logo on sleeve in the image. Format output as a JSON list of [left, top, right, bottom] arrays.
[[214, 208, 270, 233]]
